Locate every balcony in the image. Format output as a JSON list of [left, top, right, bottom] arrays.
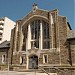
[[0, 25, 3, 29], [0, 36, 2, 41], [0, 21, 4, 25], [0, 30, 3, 33], [0, 22, 4, 25], [0, 37, 2, 41]]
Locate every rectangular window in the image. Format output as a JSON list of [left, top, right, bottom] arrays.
[[0, 22, 4, 25], [0, 38, 2, 40], [0, 27, 3, 30], [2, 54, 6, 64], [43, 54, 48, 63]]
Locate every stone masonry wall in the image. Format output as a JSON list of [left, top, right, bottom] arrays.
[[70, 39, 75, 65], [58, 16, 70, 65]]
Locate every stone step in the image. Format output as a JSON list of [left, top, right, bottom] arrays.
[[18, 69, 42, 72]]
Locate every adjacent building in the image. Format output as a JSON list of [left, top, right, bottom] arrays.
[[0, 17, 15, 43], [0, 41, 10, 66], [0, 4, 75, 75]]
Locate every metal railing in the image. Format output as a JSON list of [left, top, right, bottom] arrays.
[[38, 66, 50, 75], [38, 66, 70, 75]]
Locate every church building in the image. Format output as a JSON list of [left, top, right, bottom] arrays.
[[0, 4, 75, 75]]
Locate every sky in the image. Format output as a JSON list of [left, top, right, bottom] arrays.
[[0, 0, 75, 30]]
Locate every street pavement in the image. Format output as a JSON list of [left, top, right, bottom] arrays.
[[0, 71, 34, 75], [0, 71, 45, 75], [0, 71, 57, 75]]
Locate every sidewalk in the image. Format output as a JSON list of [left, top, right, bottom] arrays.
[[0, 71, 57, 75]]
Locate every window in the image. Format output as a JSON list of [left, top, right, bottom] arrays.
[[0, 22, 4, 25], [0, 33, 2, 35], [20, 56, 23, 65], [42, 21, 50, 49], [2, 54, 6, 64], [0, 33, 2, 39], [23, 19, 50, 50], [31, 41, 39, 48], [0, 27, 3, 30], [43, 41, 50, 49], [0, 38, 2, 40], [22, 26, 28, 51], [43, 54, 48, 63], [31, 20, 40, 48], [23, 26, 28, 42]]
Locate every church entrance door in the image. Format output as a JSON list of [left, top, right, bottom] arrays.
[[29, 55, 38, 69]]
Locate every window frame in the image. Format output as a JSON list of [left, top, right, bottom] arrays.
[[42, 21, 50, 49], [2, 54, 6, 64], [43, 54, 48, 64], [30, 20, 40, 49]]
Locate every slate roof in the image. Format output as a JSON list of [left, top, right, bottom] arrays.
[[0, 40, 10, 48], [68, 30, 75, 39]]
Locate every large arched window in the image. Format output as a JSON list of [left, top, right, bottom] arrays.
[[30, 20, 40, 48], [22, 19, 50, 51]]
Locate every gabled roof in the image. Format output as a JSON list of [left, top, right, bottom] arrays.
[[68, 30, 75, 39], [21, 5, 58, 26], [0, 40, 10, 48]]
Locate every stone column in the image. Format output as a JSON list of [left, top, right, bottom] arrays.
[[54, 10, 60, 50], [14, 21, 18, 52], [39, 20, 42, 50], [27, 24, 31, 50], [18, 25, 23, 51], [49, 12, 53, 48], [54, 10, 61, 65]]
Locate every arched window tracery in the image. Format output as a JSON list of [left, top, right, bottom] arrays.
[[23, 19, 50, 50]]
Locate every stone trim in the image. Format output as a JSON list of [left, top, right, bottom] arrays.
[[22, 15, 48, 26]]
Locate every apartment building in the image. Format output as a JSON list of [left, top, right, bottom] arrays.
[[0, 17, 15, 43]]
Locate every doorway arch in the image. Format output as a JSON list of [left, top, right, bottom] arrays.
[[28, 55, 38, 69]]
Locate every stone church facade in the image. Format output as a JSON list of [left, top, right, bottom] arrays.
[[0, 4, 75, 75]]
